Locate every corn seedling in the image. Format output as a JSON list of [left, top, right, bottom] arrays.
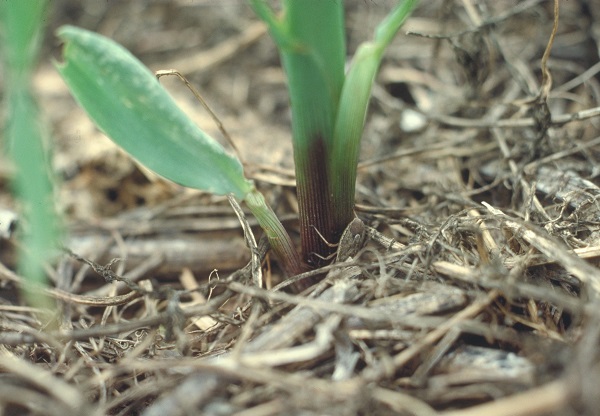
[[56, 0, 417, 278]]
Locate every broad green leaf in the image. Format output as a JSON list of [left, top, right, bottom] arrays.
[[55, 26, 253, 199]]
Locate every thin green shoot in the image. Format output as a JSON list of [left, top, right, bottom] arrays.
[[1, 0, 62, 316]]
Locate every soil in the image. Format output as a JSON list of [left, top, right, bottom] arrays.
[[2, 0, 600, 415]]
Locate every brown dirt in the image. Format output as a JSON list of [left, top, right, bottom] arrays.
[[2, 0, 600, 414]]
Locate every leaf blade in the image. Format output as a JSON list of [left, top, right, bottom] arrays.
[[55, 25, 253, 199], [330, 0, 418, 230]]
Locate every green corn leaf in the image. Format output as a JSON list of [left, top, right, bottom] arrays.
[[56, 26, 304, 276], [248, 0, 300, 53], [374, 0, 419, 47], [330, 43, 381, 229], [55, 26, 253, 200], [330, 0, 418, 230]]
